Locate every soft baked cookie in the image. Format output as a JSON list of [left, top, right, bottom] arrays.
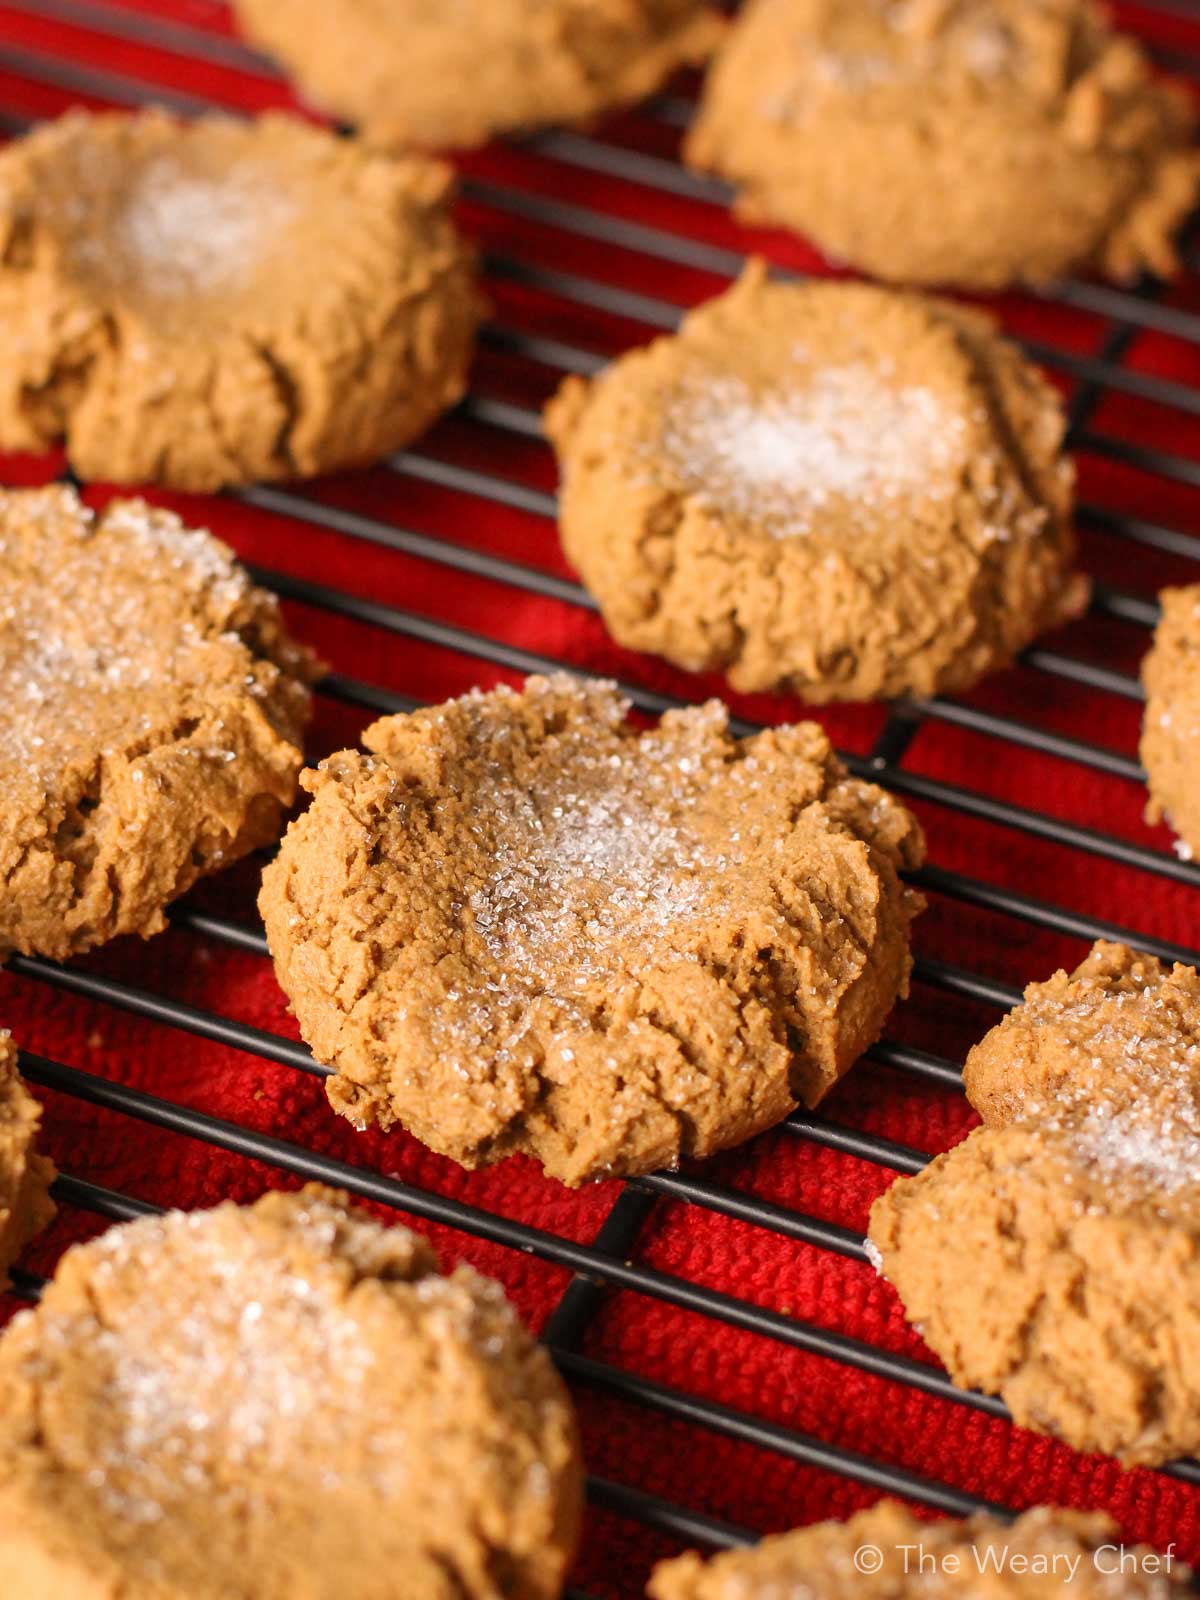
[[870, 941, 1200, 1466], [233, 0, 724, 150], [259, 674, 925, 1185], [0, 1032, 55, 1293], [685, 0, 1200, 289], [0, 1186, 582, 1599], [962, 940, 1200, 1129], [546, 266, 1085, 703], [0, 486, 318, 962], [1141, 585, 1200, 862], [0, 109, 482, 490], [650, 1501, 1188, 1598]]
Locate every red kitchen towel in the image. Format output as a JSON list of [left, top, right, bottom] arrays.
[[2, 3, 1200, 1594]]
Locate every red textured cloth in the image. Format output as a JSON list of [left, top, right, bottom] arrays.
[[2, 2, 1200, 1592]]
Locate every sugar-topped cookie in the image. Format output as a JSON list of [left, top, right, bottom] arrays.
[[546, 266, 1085, 703], [1142, 585, 1200, 864], [0, 110, 482, 490], [870, 942, 1200, 1466], [259, 674, 925, 1184], [650, 1501, 1189, 1599], [0, 1186, 582, 1599], [685, 0, 1200, 289], [0, 487, 317, 962], [0, 1031, 55, 1293], [233, 0, 724, 150]]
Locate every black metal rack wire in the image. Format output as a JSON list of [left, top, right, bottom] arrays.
[[3, 0, 1200, 1589]]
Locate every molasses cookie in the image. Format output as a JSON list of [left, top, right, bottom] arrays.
[[0, 1032, 55, 1293], [546, 266, 1085, 703], [961, 940, 1200, 1128], [1141, 585, 1200, 862], [869, 942, 1200, 1467], [259, 674, 925, 1185], [650, 1501, 1188, 1598], [0, 486, 317, 963], [685, 0, 1200, 289], [0, 110, 482, 490], [233, 0, 724, 150], [0, 1186, 582, 1599]]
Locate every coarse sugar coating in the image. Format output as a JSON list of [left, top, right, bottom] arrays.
[[260, 674, 926, 1185], [1141, 585, 1200, 864], [0, 1030, 55, 1293], [870, 942, 1200, 1467], [232, 0, 725, 150], [963, 940, 1200, 1159], [685, 0, 1200, 289], [0, 1185, 583, 1600], [0, 109, 483, 490], [0, 486, 318, 962], [545, 266, 1085, 703], [649, 1501, 1189, 1598]]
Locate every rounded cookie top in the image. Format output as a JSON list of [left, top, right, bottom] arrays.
[[0, 1186, 582, 1600], [259, 674, 925, 1185], [685, 0, 1200, 289], [869, 1117, 1200, 1466], [0, 1031, 55, 1293], [1141, 585, 1200, 863], [546, 267, 1084, 703], [0, 486, 317, 962], [870, 941, 1200, 1466], [232, 0, 724, 149], [650, 1501, 1186, 1598], [964, 940, 1200, 1167], [0, 110, 482, 490]]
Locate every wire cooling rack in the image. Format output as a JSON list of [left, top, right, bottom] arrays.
[[3, 1, 1200, 1593]]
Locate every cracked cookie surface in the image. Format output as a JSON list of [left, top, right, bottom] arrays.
[[0, 1031, 55, 1293], [650, 1501, 1188, 1598], [1141, 585, 1200, 864], [259, 674, 925, 1185], [0, 109, 482, 490], [685, 0, 1200, 289], [869, 942, 1200, 1467], [232, 0, 724, 150], [546, 266, 1085, 703], [0, 1185, 582, 1599], [0, 486, 317, 962]]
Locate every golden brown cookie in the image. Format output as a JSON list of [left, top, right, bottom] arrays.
[[0, 1032, 55, 1293], [259, 674, 925, 1185], [869, 942, 1200, 1467], [233, 0, 724, 150], [1141, 585, 1200, 862], [0, 109, 482, 490], [685, 0, 1200, 289], [0, 1185, 583, 1600], [546, 266, 1085, 703], [0, 486, 318, 963], [649, 1501, 1188, 1599], [961, 940, 1200, 1129]]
